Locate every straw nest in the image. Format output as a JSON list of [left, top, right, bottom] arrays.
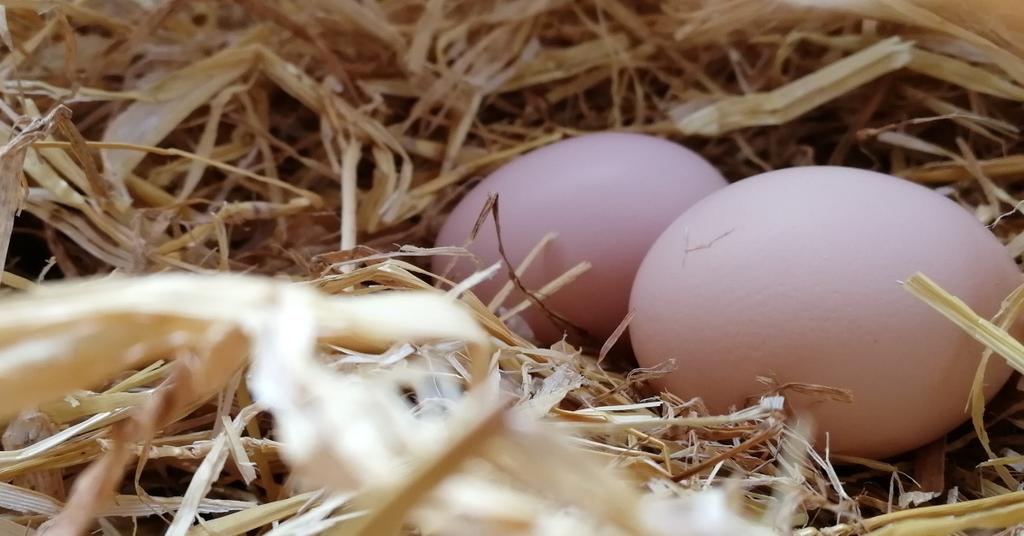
[[2, 0, 1024, 534]]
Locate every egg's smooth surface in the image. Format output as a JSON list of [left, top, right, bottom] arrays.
[[433, 132, 727, 344], [629, 166, 1020, 458]]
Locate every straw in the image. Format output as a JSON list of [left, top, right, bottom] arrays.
[[3, 0, 1024, 534]]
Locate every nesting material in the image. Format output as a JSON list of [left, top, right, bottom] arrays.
[[3, 1, 1024, 535]]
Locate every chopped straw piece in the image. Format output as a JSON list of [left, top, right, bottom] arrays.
[[674, 38, 912, 136]]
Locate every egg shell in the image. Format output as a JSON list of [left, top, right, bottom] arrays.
[[629, 166, 1020, 458], [433, 132, 727, 344]]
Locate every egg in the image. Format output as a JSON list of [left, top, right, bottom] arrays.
[[629, 166, 1020, 458], [433, 132, 727, 345]]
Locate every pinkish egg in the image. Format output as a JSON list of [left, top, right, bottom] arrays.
[[434, 132, 727, 345], [630, 166, 1020, 458]]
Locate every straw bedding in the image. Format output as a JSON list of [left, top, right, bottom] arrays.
[[2, 0, 1024, 534]]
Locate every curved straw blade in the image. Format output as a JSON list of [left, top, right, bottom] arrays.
[[902, 272, 1024, 374]]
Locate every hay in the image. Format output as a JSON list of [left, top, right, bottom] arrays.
[[1, 0, 1024, 534]]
